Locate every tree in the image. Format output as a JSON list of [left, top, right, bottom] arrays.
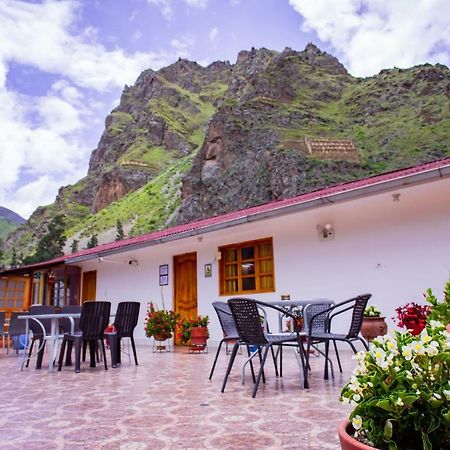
[[86, 234, 98, 249], [10, 247, 19, 268], [115, 219, 124, 241], [23, 215, 66, 264], [70, 240, 79, 253]]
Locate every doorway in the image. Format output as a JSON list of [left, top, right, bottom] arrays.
[[82, 270, 97, 302], [173, 252, 198, 343]]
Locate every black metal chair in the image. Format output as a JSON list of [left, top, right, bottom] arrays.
[[59, 305, 82, 366], [26, 305, 56, 369], [306, 294, 371, 380], [4, 311, 28, 354], [107, 301, 140, 367], [222, 298, 308, 398], [57, 301, 111, 373], [209, 302, 242, 380]]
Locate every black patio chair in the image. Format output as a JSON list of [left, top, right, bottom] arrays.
[[209, 302, 242, 380], [26, 305, 56, 369], [221, 298, 308, 398], [59, 305, 82, 366], [4, 311, 28, 355], [306, 294, 371, 380], [57, 301, 111, 373], [106, 301, 140, 367]]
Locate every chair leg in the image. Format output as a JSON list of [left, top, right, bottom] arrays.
[[107, 334, 117, 368], [258, 347, 266, 384], [221, 343, 239, 393], [324, 340, 330, 380], [58, 338, 67, 371], [358, 336, 369, 351], [348, 341, 358, 354], [333, 340, 343, 372], [74, 339, 82, 373], [209, 339, 224, 380], [101, 339, 108, 370], [116, 337, 122, 364], [297, 339, 309, 389], [36, 339, 46, 369], [130, 336, 138, 365], [270, 345, 279, 377], [89, 341, 96, 367], [279, 345, 283, 377], [252, 345, 271, 398], [26, 339, 35, 368], [65, 341, 73, 366], [246, 346, 257, 384], [82, 340, 87, 361]]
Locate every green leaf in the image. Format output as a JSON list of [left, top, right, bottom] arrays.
[[384, 419, 393, 439], [402, 394, 419, 406], [421, 431, 432, 450], [377, 399, 394, 412]]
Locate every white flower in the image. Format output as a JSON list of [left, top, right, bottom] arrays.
[[395, 398, 404, 406], [342, 396, 350, 404], [429, 320, 443, 328], [412, 341, 425, 355], [433, 393, 441, 399], [443, 390, 450, 400], [371, 347, 386, 366], [402, 345, 413, 360], [420, 332, 432, 344], [352, 415, 363, 430], [426, 345, 438, 356], [353, 394, 361, 402]]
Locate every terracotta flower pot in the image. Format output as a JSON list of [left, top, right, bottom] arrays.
[[338, 420, 377, 450], [189, 326, 208, 353], [153, 332, 172, 341], [361, 317, 387, 341]]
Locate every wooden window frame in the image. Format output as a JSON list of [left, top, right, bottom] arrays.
[[219, 237, 275, 295]]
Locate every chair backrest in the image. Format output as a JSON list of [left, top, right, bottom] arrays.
[[303, 303, 333, 332], [212, 302, 239, 339], [345, 294, 371, 338], [113, 302, 140, 337], [0, 311, 5, 335], [60, 305, 82, 333], [8, 311, 28, 336], [79, 301, 111, 340], [228, 298, 267, 345], [28, 305, 56, 336]]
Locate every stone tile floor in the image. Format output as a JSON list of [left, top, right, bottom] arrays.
[[0, 343, 354, 449]]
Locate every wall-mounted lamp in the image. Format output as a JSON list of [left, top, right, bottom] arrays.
[[317, 223, 334, 241], [128, 258, 139, 267]]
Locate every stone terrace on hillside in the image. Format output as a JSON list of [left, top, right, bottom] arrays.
[[0, 344, 355, 449]]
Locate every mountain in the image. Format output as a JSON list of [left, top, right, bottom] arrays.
[[0, 207, 25, 242], [2, 44, 449, 263]]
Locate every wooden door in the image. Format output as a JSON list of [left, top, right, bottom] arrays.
[[174, 252, 198, 338], [82, 270, 97, 302]]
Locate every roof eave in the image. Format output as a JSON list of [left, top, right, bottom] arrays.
[[64, 163, 450, 264]]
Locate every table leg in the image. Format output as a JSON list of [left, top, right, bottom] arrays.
[[48, 317, 58, 372]]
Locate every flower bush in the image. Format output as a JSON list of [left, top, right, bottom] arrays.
[[178, 315, 209, 344], [341, 326, 450, 449], [425, 279, 450, 326], [364, 305, 382, 318], [393, 302, 431, 333], [144, 302, 180, 338]]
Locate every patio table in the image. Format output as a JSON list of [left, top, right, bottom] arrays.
[[18, 312, 80, 372]]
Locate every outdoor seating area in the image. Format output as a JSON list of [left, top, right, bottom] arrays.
[[0, 339, 355, 449]]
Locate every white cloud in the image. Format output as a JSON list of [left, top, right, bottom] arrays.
[[0, 0, 180, 219], [209, 27, 219, 43], [289, 0, 450, 76], [148, 0, 208, 19], [170, 35, 195, 58], [0, 1, 170, 91]]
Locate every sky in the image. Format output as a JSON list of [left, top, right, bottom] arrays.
[[0, 0, 449, 219]]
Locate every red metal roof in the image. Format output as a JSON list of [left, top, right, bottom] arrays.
[[5, 157, 450, 271]]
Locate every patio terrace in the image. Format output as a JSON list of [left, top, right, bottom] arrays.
[[0, 344, 355, 449]]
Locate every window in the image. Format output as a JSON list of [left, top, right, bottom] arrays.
[[219, 238, 275, 295], [0, 276, 29, 312]]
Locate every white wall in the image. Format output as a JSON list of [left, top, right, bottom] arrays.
[[78, 177, 450, 345]]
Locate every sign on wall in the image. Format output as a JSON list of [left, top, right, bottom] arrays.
[[159, 264, 169, 286]]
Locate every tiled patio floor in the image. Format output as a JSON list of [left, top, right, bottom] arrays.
[[0, 343, 354, 449]]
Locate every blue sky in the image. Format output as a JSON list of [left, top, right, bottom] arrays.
[[0, 0, 449, 218]]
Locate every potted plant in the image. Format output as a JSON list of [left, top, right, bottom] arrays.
[[425, 279, 450, 331], [144, 302, 180, 341], [339, 283, 450, 450], [361, 305, 387, 342], [178, 315, 209, 353], [284, 306, 304, 332], [393, 302, 431, 336]]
